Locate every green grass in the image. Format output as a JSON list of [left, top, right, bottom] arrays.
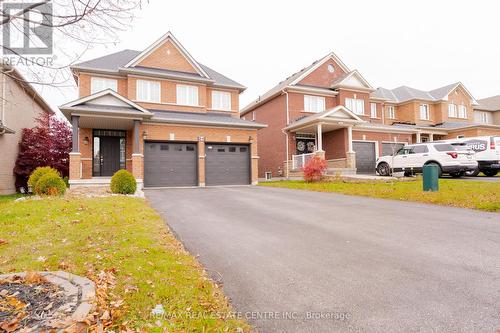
[[261, 179, 500, 212], [0, 193, 23, 203], [0, 196, 250, 332]]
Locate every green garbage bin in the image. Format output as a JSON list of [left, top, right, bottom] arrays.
[[423, 164, 439, 192]]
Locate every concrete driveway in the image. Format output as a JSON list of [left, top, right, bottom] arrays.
[[146, 186, 500, 333]]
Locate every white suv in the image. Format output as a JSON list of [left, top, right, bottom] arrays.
[[376, 143, 477, 178]]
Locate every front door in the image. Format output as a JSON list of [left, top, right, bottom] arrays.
[[101, 137, 121, 176], [93, 130, 126, 177]]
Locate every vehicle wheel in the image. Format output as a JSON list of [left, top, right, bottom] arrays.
[[426, 162, 443, 178], [377, 162, 391, 176], [483, 170, 498, 177], [449, 171, 463, 178], [465, 168, 480, 177]]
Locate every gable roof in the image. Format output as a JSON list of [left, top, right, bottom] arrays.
[[60, 89, 153, 120], [284, 105, 365, 131], [123, 32, 210, 78], [242, 52, 351, 114], [330, 70, 374, 90], [475, 95, 500, 111], [372, 82, 478, 104], [71, 38, 245, 90]]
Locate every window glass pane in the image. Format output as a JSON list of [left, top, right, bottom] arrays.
[[240, 147, 247, 152], [93, 137, 100, 175], [229, 147, 236, 152], [217, 148, 225, 152], [120, 138, 126, 169], [160, 145, 169, 151], [91, 77, 118, 94], [177, 85, 198, 106], [174, 145, 183, 151], [304, 95, 325, 112], [137, 80, 160, 103], [370, 103, 377, 117], [186, 146, 195, 151], [412, 145, 428, 153], [434, 144, 455, 152]]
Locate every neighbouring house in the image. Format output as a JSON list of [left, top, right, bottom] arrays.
[[474, 95, 500, 126], [241, 52, 500, 177], [0, 64, 54, 194], [60, 32, 265, 189]]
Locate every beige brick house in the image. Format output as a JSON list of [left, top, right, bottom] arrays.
[[0, 64, 54, 194], [241, 52, 500, 177], [60, 32, 265, 188]]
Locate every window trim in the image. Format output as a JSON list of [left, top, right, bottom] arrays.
[[370, 103, 377, 118], [419, 104, 430, 120], [136, 79, 161, 103], [211, 90, 231, 111], [458, 104, 467, 119], [387, 105, 396, 119], [90, 77, 118, 95], [304, 95, 326, 113], [345, 97, 365, 115], [448, 103, 457, 118], [176, 84, 199, 106]]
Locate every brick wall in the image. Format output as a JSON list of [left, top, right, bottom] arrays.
[[323, 128, 347, 159], [298, 58, 347, 88], [137, 40, 197, 73]]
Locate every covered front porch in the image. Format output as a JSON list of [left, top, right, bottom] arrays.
[[60, 90, 153, 188], [283, 106, 365, 177]]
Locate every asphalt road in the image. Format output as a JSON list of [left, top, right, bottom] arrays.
[[146, 186, 500, 333]]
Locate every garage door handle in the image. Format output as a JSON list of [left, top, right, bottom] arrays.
[[423, 154, 429, 156]]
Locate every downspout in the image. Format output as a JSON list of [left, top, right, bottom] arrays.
[[282, 89, 290, 179], [1, 68, 14, 134]]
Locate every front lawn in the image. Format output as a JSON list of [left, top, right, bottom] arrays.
[[261, 179, 500, 212], [0, 196, 250, 332], [0, 193, 23, 204]]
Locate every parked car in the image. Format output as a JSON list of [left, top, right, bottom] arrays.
[[440, 136, 500, 177], [376, 143, 477, 178]]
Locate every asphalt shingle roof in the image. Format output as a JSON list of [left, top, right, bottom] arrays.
[[72, 49, 245, 89], [476, 95, 500, 111], [150, 110, 265, 128], [372, 83, 462, 103]]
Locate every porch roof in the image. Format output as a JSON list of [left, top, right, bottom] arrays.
[[284, 106, 365, 133]]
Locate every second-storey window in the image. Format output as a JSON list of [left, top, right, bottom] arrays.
[[212, 91, 231, 110], [91, 77, 117, 94], [458, 105, 467, 118], [387, 106, 396, 119], [479, 111, 488, 123], [370, 103, 377, 118], [420, 104, 430, 120], [304, 95, 325, 112], [177, 85, 199, 106], [136, 79, 160, 103], [448, 103, 457, 117], [345, 98, 365, 115]]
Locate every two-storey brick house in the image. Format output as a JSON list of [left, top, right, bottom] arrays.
[[61, 32, 265, 188], [242, 52, 500, 177]]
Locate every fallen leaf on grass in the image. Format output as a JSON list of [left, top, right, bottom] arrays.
[[0, 239, 8, 246], [0, 318, 19, 332]]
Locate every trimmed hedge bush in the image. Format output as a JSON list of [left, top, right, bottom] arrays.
[[28, 166, 59, 192], [34, 173, 67, 196], [110, 170, 137, 194]]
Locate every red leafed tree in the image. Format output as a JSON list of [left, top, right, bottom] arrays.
[[14, 113, 72, 192], [302, 156, 328, 182]]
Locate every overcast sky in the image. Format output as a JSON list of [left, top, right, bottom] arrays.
[[39, 0, 500, 111]]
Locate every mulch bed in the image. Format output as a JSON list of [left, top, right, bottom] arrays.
[[0, 274, 71, 332]]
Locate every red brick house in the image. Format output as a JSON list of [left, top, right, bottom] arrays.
[[241, 53, 500, 178], [60, 32, 265, 188]]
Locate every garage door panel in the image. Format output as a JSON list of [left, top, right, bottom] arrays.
[[353, 141, 376, 174], [144, 142, 197, 187], [205, 144, 250, 186], [382, 143, 405, 157]]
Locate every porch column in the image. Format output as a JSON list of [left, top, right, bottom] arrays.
[[346, 126, 356, 169], [429, 133, 434, 142], [69, 116, 81, 182], [131, 120, 144, 186], [347, 125, 354, 153], [317, 123, 323, 151], [71, 116, 79, 152], [198, 137, 206, 187], [416, 131, 422, 143], [133, 120, 140, 154]]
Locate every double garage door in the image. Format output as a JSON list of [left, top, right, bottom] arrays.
[[353, 141, 405, 174], [144, 142, 250, 187]]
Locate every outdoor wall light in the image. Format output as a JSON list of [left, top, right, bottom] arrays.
[[83, 136, 89, 145], [142, 131, 148, 139]]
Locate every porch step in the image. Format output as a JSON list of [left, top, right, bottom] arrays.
[[326, 168, 357, 176]]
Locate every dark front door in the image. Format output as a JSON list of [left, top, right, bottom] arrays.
[[101, 137, 121, 176], [93, 130, 126, 177]]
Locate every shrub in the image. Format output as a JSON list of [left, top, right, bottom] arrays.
[[63, 176, 70, 188], [34, 173, 67, 196], [110, 170, 137, 194], [302, 156, 328, 182], [28, 166, 59, 192]]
